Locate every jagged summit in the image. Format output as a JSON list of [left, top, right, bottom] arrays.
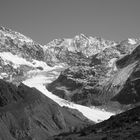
[[45, 33, 140, 112], [0, 26, 34, 43], [45, 33, 117, 57], [0, 26, 114, 121], [0, 26, 44, 60]]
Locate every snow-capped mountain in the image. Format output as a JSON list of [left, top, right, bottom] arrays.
[[0, 79, 91, 140], [52, 105, 140, 140], [44, 34, 117, 66], [45, 33, 140, 112], [0, 26, 47, 83], [0, 26, 114, 123], [0, 26, 44, 60], [0, 26, 140, 139]]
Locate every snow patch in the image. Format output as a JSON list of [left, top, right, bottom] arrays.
[[0, 51, 114, 122], [108, 58, 117, 67], [0, 52, 33, 68], [1, 73, 8, 78], [0, 29, 33, 43], [128, 38, 137, 45], [0, 52, 64, 71]]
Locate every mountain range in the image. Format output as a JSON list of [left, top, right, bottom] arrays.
[[0, 26, 140, 139]]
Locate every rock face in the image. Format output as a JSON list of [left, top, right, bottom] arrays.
[[0, 79, 88, 140], [44, 34, 117, 66], [46, 35, 140, 112], [0, 26, 65, 89], [0, 26, 44, 61], [0, 27, 45, 84], [52, 105, 140, 140]]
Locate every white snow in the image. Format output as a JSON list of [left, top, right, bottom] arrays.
[[128, 38, 137, 45], [108, 58, 117, 67], [0, 52, 33, 68], [0, 52, 65, 70], [1, 73, 8, 78], [23, 64, 114, 123]]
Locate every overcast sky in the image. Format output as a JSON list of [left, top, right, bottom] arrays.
[[0, 0, 140, 44]]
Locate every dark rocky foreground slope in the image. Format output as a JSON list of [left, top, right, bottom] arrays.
[[0, 80, 89, 140], [50, 105, 140, 140]]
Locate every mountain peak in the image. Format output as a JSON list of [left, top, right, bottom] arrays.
[[128, 38, 137, 45], [0, 26, 34, 43]]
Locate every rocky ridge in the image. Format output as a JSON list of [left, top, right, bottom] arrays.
[[52, 105, 140, 140], [0, 26, 45, 83], [46, 34, 140, 112], [0, 26, 140, 139]]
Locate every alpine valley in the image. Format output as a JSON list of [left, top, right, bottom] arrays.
[[0, 26, 140, 140]]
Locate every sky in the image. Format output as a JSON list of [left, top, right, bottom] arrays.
[[0, 0, 140, 44]]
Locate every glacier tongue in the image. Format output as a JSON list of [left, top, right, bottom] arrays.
[[23, 64, 114, 123], [0, 47, 114, 123]]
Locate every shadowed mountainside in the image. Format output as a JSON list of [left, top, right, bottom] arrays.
[[51, 105, 140, 140], [0, 80, 89, 140]]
